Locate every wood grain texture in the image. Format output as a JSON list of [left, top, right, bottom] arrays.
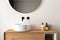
[[4, 29, 57, 40], [5, 32, 44, 40]]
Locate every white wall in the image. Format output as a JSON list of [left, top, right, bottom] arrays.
[[0, 0, 60, 40]]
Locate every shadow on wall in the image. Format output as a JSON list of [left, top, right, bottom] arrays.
[[48, 24, 52, 30]]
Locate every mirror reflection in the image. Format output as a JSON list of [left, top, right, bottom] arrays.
[[9, 0, 41, 13]]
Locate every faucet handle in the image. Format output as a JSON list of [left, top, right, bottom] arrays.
[[27, 17, 30, 20]]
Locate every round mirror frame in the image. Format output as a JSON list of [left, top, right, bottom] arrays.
[[9, 0, 41, 13]]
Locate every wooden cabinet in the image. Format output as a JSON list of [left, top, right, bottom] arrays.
[[4, 29, 58, 40]]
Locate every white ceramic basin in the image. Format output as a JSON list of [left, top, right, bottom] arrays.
[[13, 24, 31, 32]]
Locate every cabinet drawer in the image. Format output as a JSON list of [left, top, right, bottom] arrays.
[[5, 32, 44, 40]]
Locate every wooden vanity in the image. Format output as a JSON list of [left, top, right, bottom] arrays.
[[4, 29, 58, 40]]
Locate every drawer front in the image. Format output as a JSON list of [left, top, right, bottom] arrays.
[[5, 32, 44, 40]]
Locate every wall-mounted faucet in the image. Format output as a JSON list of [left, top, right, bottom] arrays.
[[21, 16, 30, 21], [21, 17, 24, 21]]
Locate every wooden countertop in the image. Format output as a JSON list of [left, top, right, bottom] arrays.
[[4, 29, 57, 33]]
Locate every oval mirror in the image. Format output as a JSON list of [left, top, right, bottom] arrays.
[[9, 0, 41, 13]]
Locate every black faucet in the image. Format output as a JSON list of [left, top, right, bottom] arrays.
[[21, 16, 30, 21], [21, 17, 24, 21]]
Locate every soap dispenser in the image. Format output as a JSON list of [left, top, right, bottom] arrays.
[[45, 23, 49, 31], [41, 22, 45, 31]]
